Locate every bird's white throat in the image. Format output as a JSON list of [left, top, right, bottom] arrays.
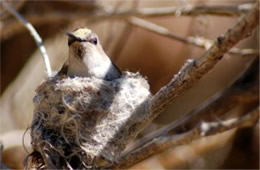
[[68, 50, 114, 79]]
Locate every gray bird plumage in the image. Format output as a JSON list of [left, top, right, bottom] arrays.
[[58, 28, 121, 80]]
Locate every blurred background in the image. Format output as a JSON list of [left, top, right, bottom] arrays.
[[0, 0, 259, 169]]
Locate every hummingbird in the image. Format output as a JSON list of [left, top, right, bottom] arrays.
[[58, 28, 122, 80]]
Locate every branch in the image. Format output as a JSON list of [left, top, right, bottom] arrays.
[[3, 3, 252, 23], [113, 106, 259, 168], [1, 3, 254, 41], [1, 1, 52, 77], [111, 57, 259, 168], [100, 3, 253, 18], [106, 3, 259, 168], [114, 106, 259, 168], [109, 3, 259, 166], [199, 108, 259, 135], [0, 0, 25, 20], [128, 17, 258, 56], [150, 1, 259, 120]]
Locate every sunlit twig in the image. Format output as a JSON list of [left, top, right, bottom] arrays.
[[2, 1, 52, 77]]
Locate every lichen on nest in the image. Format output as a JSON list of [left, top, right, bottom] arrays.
[[26, 72, 151, 169]]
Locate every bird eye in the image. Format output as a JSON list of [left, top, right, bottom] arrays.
[[91, 38, 98, 45]]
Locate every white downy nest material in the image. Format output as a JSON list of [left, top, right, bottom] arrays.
[[28, 72, 151, 169]]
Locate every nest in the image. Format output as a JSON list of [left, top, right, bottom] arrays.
[[25, 72, 151, 169]]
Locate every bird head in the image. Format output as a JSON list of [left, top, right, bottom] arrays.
[[64, 28, 120, 79], [65, 28, 107, 61]]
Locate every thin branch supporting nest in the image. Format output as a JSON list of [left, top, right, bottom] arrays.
[[24, 2, 259, 169], [1, 0, 256, 169], [112, 57, 259, 168]]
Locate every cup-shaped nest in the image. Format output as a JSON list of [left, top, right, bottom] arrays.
[[26, 72, 151, 169]]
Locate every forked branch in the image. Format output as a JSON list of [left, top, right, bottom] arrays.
[[111, 57, 259, 168], [150, 1, 259, 119]]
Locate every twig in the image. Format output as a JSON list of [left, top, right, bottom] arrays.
[[113, 105, 259, 169], [109, 2, 259, 167], [127, 57, 259, 156], [111, 57, 259, 168], [100, 3, 253, 18], [2, 2, 254, 36], [1, 3, 255, 42], [0, 0, 26, 20], [2, 3, 252, 23], [128, 17, 258, 56], [199, 108, 259, 135], [108, 3, 259, 168], [1, 1, 52, 77], [150, 1, 259, 119]]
